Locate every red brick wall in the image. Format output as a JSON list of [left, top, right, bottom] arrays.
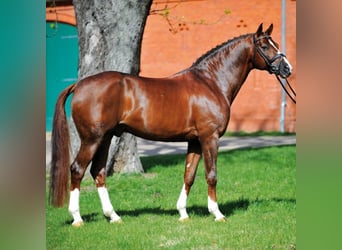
[[46, 0, 296, 132], [46, 6, 76, 25], [141, 0, 296, 132]]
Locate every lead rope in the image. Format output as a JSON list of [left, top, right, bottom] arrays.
[[275, 74, 296, 104]]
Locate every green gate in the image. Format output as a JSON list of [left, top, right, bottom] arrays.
[[46, 22, 78, 131]]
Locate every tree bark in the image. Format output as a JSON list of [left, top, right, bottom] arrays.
[[72, 0, 152, 174]]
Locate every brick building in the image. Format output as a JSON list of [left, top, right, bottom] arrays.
[[46, 0, 296, 132]]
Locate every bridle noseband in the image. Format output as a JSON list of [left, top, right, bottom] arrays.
[[253, 34, 296, 104]]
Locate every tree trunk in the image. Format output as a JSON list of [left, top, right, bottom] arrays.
[[72, 0, 152, 174]]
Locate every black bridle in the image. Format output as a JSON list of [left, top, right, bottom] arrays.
[[253, 35, 296, 104]]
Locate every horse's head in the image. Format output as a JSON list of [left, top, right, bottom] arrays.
[[253, 23, 292, 78]]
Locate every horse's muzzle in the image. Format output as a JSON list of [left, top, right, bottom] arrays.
[[278, 59, 292, 78], [269, 57, 292, 79]]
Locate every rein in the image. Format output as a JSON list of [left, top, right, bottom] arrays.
[[275, 75, 296, 104]]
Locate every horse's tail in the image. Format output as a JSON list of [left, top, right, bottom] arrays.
[[49, 84, 76, 207]]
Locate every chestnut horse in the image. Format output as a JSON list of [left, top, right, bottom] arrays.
[[49, 23, 293, 226]]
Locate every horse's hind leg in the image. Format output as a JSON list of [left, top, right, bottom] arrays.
[[177, 139, 202, 221], [90, 135, 122, 223], [69, 138, 101, 226]]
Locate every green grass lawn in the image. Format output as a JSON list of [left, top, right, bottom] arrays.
[[46, 145, 296, 249]]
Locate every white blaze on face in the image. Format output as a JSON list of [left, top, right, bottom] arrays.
[[282, 56, 293, 73], [268, 38, 293, 73], [268, 38, 279, 52]]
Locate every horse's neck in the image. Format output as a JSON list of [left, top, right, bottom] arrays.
[[191, 39, 253, 104]]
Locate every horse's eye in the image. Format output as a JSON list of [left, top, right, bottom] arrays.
[[261, 45, 269, 50]]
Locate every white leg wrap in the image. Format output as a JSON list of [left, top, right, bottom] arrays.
[[68, 189, 83, 225], [208, 197, 225, 221], [97, 187, 121, 223], [176, 184, 189, 220]]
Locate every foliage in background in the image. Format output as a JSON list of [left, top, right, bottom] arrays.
[[150, 0, 231, 33]]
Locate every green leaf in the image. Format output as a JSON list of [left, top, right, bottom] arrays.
[[224, 9, 231, 15]]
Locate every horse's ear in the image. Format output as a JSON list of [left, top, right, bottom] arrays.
[[265, 23, 273, 35], [256, 23, 263, 36]]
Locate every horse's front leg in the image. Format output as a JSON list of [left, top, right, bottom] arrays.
[[177, 139, 202, 221], [201, 134, 226, 221]]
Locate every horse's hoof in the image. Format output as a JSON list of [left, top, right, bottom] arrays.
[[72, 221, 84, 227], [179, 217, 190, 222], [110, 219, 123, 224], [215, 217, 226, 222]]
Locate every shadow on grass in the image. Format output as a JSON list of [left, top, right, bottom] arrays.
[[114, 197, 295, 219], [64, 212, 100, 225], [63, 197, 295, 225], [140, 154, 185, 171], [140, 145, 295, 172]]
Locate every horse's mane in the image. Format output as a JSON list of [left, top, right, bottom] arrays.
[[191, 33, 253, 67]]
